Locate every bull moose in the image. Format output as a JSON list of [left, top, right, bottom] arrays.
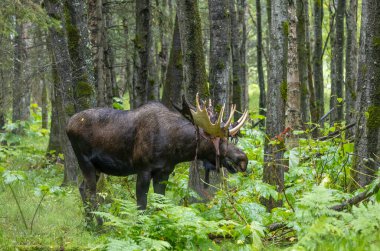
[[66, 95, 248, 221]]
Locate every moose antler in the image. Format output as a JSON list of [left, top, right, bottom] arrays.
[[190, 93, 248, 138]]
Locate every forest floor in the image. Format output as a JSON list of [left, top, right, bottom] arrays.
[[1, 91, 380, 250]]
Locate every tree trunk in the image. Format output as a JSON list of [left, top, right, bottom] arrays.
[[104, 10, 118, 105], [305, 0, 317, 129], [345, 0, 358, 134], [65, 0, 95, 111], [286, 1, 302, 149], [177, 0, 212, 201], [12, 21, 30, 125], [0, 68, 6, 130], [296, 0, 310, 122], [330, 0, 345, 123], [177, 0, 208, 102], [47, 67, 62, 155], [229, 0, 243, 117], [41, 77, 48, 129], [44, 0, 78, 185], [123, 18, 134, 106], [239, 0, 248, 109], [162, 15, 183, 109], [133, 0, 151, 108], [256, 0, 266, 119], [263, 0, 288, 211], [352, 0, 380, 188], [312, 0, 324, 123], [209, 0, 231, 106], [88, 0, 113, 107]]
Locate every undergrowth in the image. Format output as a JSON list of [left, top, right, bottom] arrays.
[[0, 104, 380, 250]]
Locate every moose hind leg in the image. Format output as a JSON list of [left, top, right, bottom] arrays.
[[136, 171, 152, 210], [153, 171, 170, 195]]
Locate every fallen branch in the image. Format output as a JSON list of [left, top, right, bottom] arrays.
[[330, 181, 380, 211], [317, 122, 356, 141], [267, 179, 380, 232]]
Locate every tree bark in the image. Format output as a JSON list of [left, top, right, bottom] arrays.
[[229, 0, 243, 117], [177, 0, 212, 201], [209, 0, 231, 107], [330, 0, 345, 123], [132, 0, 151, 108], [352, 0, 380, 188], [239, 0, 248, 109], [345, 0, 358, 134], [44, 0, 78, 185], [312, 0, 324, 123], [256, 0, 266, 119], [263, 0, 288, 211], [161, 15, 184, 109], [286, 1, 302, 149], [12, 20, 30, 125], [65, 0, 95, 111], [296, 0, 310, 122], [177, 0, 208, 102], [88, 0, 113, 107]]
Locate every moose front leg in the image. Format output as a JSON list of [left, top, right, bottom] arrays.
[[136, 171, 152, 210]]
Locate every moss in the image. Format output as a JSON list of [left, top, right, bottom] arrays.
[[373, 37, 380, 47], [282, 21, 289, 37], [316, 0, 322, 7], [134, 34, 144, 50], [280, 80, 287, 101], [216, 61, 225, 70], [367, 106, 380, 129], [65, 103, 76, 116], [76, 81, 93, 97], [63, 3, 80, 53], [148, 78, 155, 86], [175, 52, 183, 68]]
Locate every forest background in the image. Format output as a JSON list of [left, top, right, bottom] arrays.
[[0, 0, 380, 250]]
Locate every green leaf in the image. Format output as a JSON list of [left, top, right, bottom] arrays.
[[2, 170, 25, 184], [343, 143, 354, 153], [337, 97, 343, 103]]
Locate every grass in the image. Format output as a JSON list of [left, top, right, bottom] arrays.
[[0, 118, 103, 250]]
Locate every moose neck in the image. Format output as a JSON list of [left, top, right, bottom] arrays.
[[172, 120, 216, 164]]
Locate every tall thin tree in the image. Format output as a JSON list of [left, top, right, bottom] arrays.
[[352, 0, 380, 187], [312, 0, 324, 123], [256, 0, 266, 119], [263, 0, 288, 210]]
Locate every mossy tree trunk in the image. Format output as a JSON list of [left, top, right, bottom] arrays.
[[312, 0, 324, 123], [345, 0, 358, 134], [352, 0, 380, 188], [177, 0, 215, 201], [65, 0, 95, 112], [209, 0, 231, 107], [162, 15, 183, 109], [177, 0, 208, 102], [262, 0, 288, 211], [44, 0, 79, 185], [256, 0, 266, 120], [286, 1, 302, 149]]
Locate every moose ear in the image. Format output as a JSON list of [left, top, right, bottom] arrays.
[[172, 95, 195, 123]]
